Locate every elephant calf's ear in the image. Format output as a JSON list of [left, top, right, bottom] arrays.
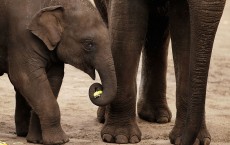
[[28, 6, 64, 51]]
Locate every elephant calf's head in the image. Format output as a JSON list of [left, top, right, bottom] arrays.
[[28, 1, 116, 106]]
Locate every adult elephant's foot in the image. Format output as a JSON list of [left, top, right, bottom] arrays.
[[98, 106, 141, 143], [169, 125, 211, 145], [137, 100, 172, 123], [101, 120, 141, 144]]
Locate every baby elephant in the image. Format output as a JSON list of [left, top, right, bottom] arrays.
[[0, 0, 116, 144]]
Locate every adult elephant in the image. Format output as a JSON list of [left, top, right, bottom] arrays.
[[0, 0, 116, 144], [94, 0, 226, 144]]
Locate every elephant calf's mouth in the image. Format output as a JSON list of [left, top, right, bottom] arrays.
[[84, 65, 96, 80]]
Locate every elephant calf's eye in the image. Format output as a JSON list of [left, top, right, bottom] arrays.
[[82, 39, 96, 52]]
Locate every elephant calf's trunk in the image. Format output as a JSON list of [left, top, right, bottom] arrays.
[[88, 54, 117, 106], [89, 82, 116, 106]]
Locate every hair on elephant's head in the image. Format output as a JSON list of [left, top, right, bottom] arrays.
[[28, 3, 116, 107]]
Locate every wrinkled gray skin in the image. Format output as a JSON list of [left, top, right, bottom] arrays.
[[0, 0, 116, 144], [94, 0, 226, 144]]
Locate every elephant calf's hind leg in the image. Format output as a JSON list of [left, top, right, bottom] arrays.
[[15, 90, 31, 137]]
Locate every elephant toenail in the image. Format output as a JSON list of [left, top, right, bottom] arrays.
[[115, 135, 128, 144], [203, 138, 211, 145], [193, 138, 200, 145], [175, 137, 181, 145], [102, 134, 114, 143], [130, 136, 140, 143], [157, 116, 169, 123]]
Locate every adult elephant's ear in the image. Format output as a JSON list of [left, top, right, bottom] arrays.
[[28, 6, 64, 51]]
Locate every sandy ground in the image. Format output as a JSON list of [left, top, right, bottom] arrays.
[[1, 1, 230, 145]]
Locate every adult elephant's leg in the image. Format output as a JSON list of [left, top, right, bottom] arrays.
[[137, 2, 171, 124], [168, 0, 196, 144], [94, 0, 108, 24], [181, 0, 226, 144], [101, 0, 148, 144], [26, 63, 64, 143], [15, 90, 31, 137], [169, 0, 226, 144]]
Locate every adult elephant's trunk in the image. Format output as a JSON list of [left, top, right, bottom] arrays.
[[88, 57, 117, 106]]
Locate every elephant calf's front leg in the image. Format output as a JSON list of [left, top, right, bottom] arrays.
[[10, 66, 68, 145], [26, 64, 65, 144]]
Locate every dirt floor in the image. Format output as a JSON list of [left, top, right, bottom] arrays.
[[1, 1, 230, 145]]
